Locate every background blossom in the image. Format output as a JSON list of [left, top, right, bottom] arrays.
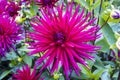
[[0, 0, 7, 14], [6, 1, 21, 17], [35, 0, 58, 8], [0, 15, 21, 56], [13, 65, 41, 80]]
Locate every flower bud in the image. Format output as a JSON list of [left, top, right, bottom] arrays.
[[53, 72, 60, 80], [110, 10, 120, 19], [15, 16, 26, 23], [17, 57, 22, 62]]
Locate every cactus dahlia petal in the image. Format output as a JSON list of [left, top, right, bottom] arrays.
[[29, 4, 100, 79]]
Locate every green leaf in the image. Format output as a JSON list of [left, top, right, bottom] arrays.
[[0, 70, 11, 80], [99, 18, 117, 49], [41, 70, 53, 80], [101, 71, 111, 80], [95, 37, 110, 52], [103, 61, 115, 67], [30, 2, 38, 16], [59, 75, 65, 80], [92, 0, 101, 10], [71, 63, 93, 79], [71, 71, 90, 79], [99, 17, 118, 56], [112, 70, 119, 79], [100, 18, 116, 45], [5, 50, 17, 60], [86, 60, 94, 68], [109, 23, 120, 32], [23, 55, 32, 67], [93, 54, 105, 69], [74, 0, 89, 10], [93, 69, 105, 80], [78, 64, 92, 78]]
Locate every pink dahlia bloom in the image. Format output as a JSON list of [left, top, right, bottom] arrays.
[[0, 0, 20, 18], [29, 4, 100, 79], [13, 65, 42, 80], [0, 0, 7, 14], [35, 0, 58, 8], [6, 1, 21, 17], [0, 15, 21, 56]]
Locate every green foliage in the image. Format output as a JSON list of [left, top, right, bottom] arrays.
[[99, 18, 117, 50], [30, 1, 38, 17], [0, 70, 11, 80], [96, 38, 110, 52], [23, 55, 32, 67], [75, 0, 101, 11]]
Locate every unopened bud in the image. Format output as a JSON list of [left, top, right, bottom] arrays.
[[15, 16, 26, 23], [110, 10, 120, 19], [53, 72, 61, 80], [17, 57, 22, 62]]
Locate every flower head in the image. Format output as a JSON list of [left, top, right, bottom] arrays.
[[0, 15, 21, 56], [6, 1, 20, 17], [29, 4, 100, 79], [35, 0, 58, 8], [110, 9, 120, 19], [0, 0, 7, 14], [13, 65, 41, 80]]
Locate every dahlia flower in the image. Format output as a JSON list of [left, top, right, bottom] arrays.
[[35, 0, 58, 8], [29, 4, 100, 79], [0, 0, 7, 14], [0, 15, 21, 56], [13, 65, 41, 80], [0, 0, 20, 17], [6, 1, 20, 17]]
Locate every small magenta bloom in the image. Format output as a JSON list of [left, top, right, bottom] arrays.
[[6, 1, 20, 17], [0, 15, 21, 56], [13, 65, 41, 80], [29, 4, 100, 79], [0, 1, 20, 17], [0, 0, 7, 14], [35, 0, 58, 8]]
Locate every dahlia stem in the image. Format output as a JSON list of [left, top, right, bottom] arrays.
[[98, 16, 110, 30], [97, 0, 103, 25], [93, 0, 103, 45], [14, 49, 21, 57], [24, 21, 28, 42], [92, 0, 95, 19]]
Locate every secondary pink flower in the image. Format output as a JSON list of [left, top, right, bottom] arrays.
[[13, 65, 41, 80], [29, 4, 100, 79], [0, 0, 20, 18], [0, 0, 7, 14], [0, 15, 21, 56], [6, 1, 21, 17], [35, 0, 58, 8]]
